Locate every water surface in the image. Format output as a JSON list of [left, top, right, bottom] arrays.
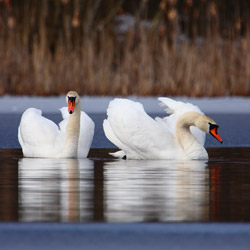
[[1, 113, 250, 223], [1, 147, 250, 223]]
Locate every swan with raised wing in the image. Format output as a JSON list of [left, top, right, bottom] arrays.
[[103, 98, 222, 160], [18, 91, 94, 158]]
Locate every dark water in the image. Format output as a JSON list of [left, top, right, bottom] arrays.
[[0, 113, 250, 223], [1, 147, 250, 223]]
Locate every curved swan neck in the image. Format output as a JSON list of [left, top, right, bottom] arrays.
[[176, 112, 208, 159]]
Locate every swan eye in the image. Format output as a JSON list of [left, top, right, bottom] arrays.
[[209, 122, 219, 134], [68, 96, 76, 102], [209, 122, 219, 128]]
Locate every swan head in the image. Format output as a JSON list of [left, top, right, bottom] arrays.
[[66, 91, 80, 114], [195, 114, 223, 144]]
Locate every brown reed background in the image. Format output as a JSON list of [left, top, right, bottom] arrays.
[[0, 0, 249, 96]]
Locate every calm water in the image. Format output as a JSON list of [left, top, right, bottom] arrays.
[[0, 113, 250, 223], [1, 147, 250, 223]]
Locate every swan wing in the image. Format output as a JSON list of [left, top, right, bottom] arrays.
[[58, 107, 68, 132], [59, 107, 95, 158], [103, 98, 177, 159], [77, 111, 95, 158], [158, 98, 205, 145], [18, 108, 64, 157]]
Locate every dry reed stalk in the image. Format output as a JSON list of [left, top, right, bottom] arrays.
[[1, 28, 250, 97], [0, 0, 250, 97]]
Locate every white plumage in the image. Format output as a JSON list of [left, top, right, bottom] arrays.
[[58, 107, 95, 158], [103, 97, 220, 160], [18, 91, 94, 158]]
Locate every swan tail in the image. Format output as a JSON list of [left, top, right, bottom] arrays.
[[109, 150, 126, 159]]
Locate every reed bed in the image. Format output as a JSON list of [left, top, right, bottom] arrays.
[[0, 0, 250, 96]]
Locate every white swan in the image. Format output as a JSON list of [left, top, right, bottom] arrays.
[[103, 98, 222, 160], [18, 91, 95, 158]]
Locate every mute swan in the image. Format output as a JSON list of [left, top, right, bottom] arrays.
[[18, 91, 94, 158], [103, 98, 222, 160]]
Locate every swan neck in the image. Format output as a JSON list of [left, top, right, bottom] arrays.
[[176, 113, 208, 159], [176, 126, 197, 148], [65, 102, 81, 157], [66, 102, 81, 138]]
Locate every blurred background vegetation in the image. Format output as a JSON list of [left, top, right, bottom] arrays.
[[0, 0, 249, 96]]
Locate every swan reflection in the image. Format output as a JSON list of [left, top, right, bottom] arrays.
[[104, 160, 209, 222], [18, 158, 94, 222], [18, 157, 209, 222]]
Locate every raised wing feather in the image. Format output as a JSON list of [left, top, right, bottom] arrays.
[[58, 107, 68, 132], [159, 97, 202, 115], [157, 97, 205, 145], [77, 111, 95, 157], [18, 108, 63, 148]]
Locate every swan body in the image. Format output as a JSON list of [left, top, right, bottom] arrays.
[[18, 91, 94, 158], [103, 98, 222, 160]]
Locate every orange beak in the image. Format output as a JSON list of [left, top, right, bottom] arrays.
[[210, 126, 223, 144], [68, 99, 75, 114]]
